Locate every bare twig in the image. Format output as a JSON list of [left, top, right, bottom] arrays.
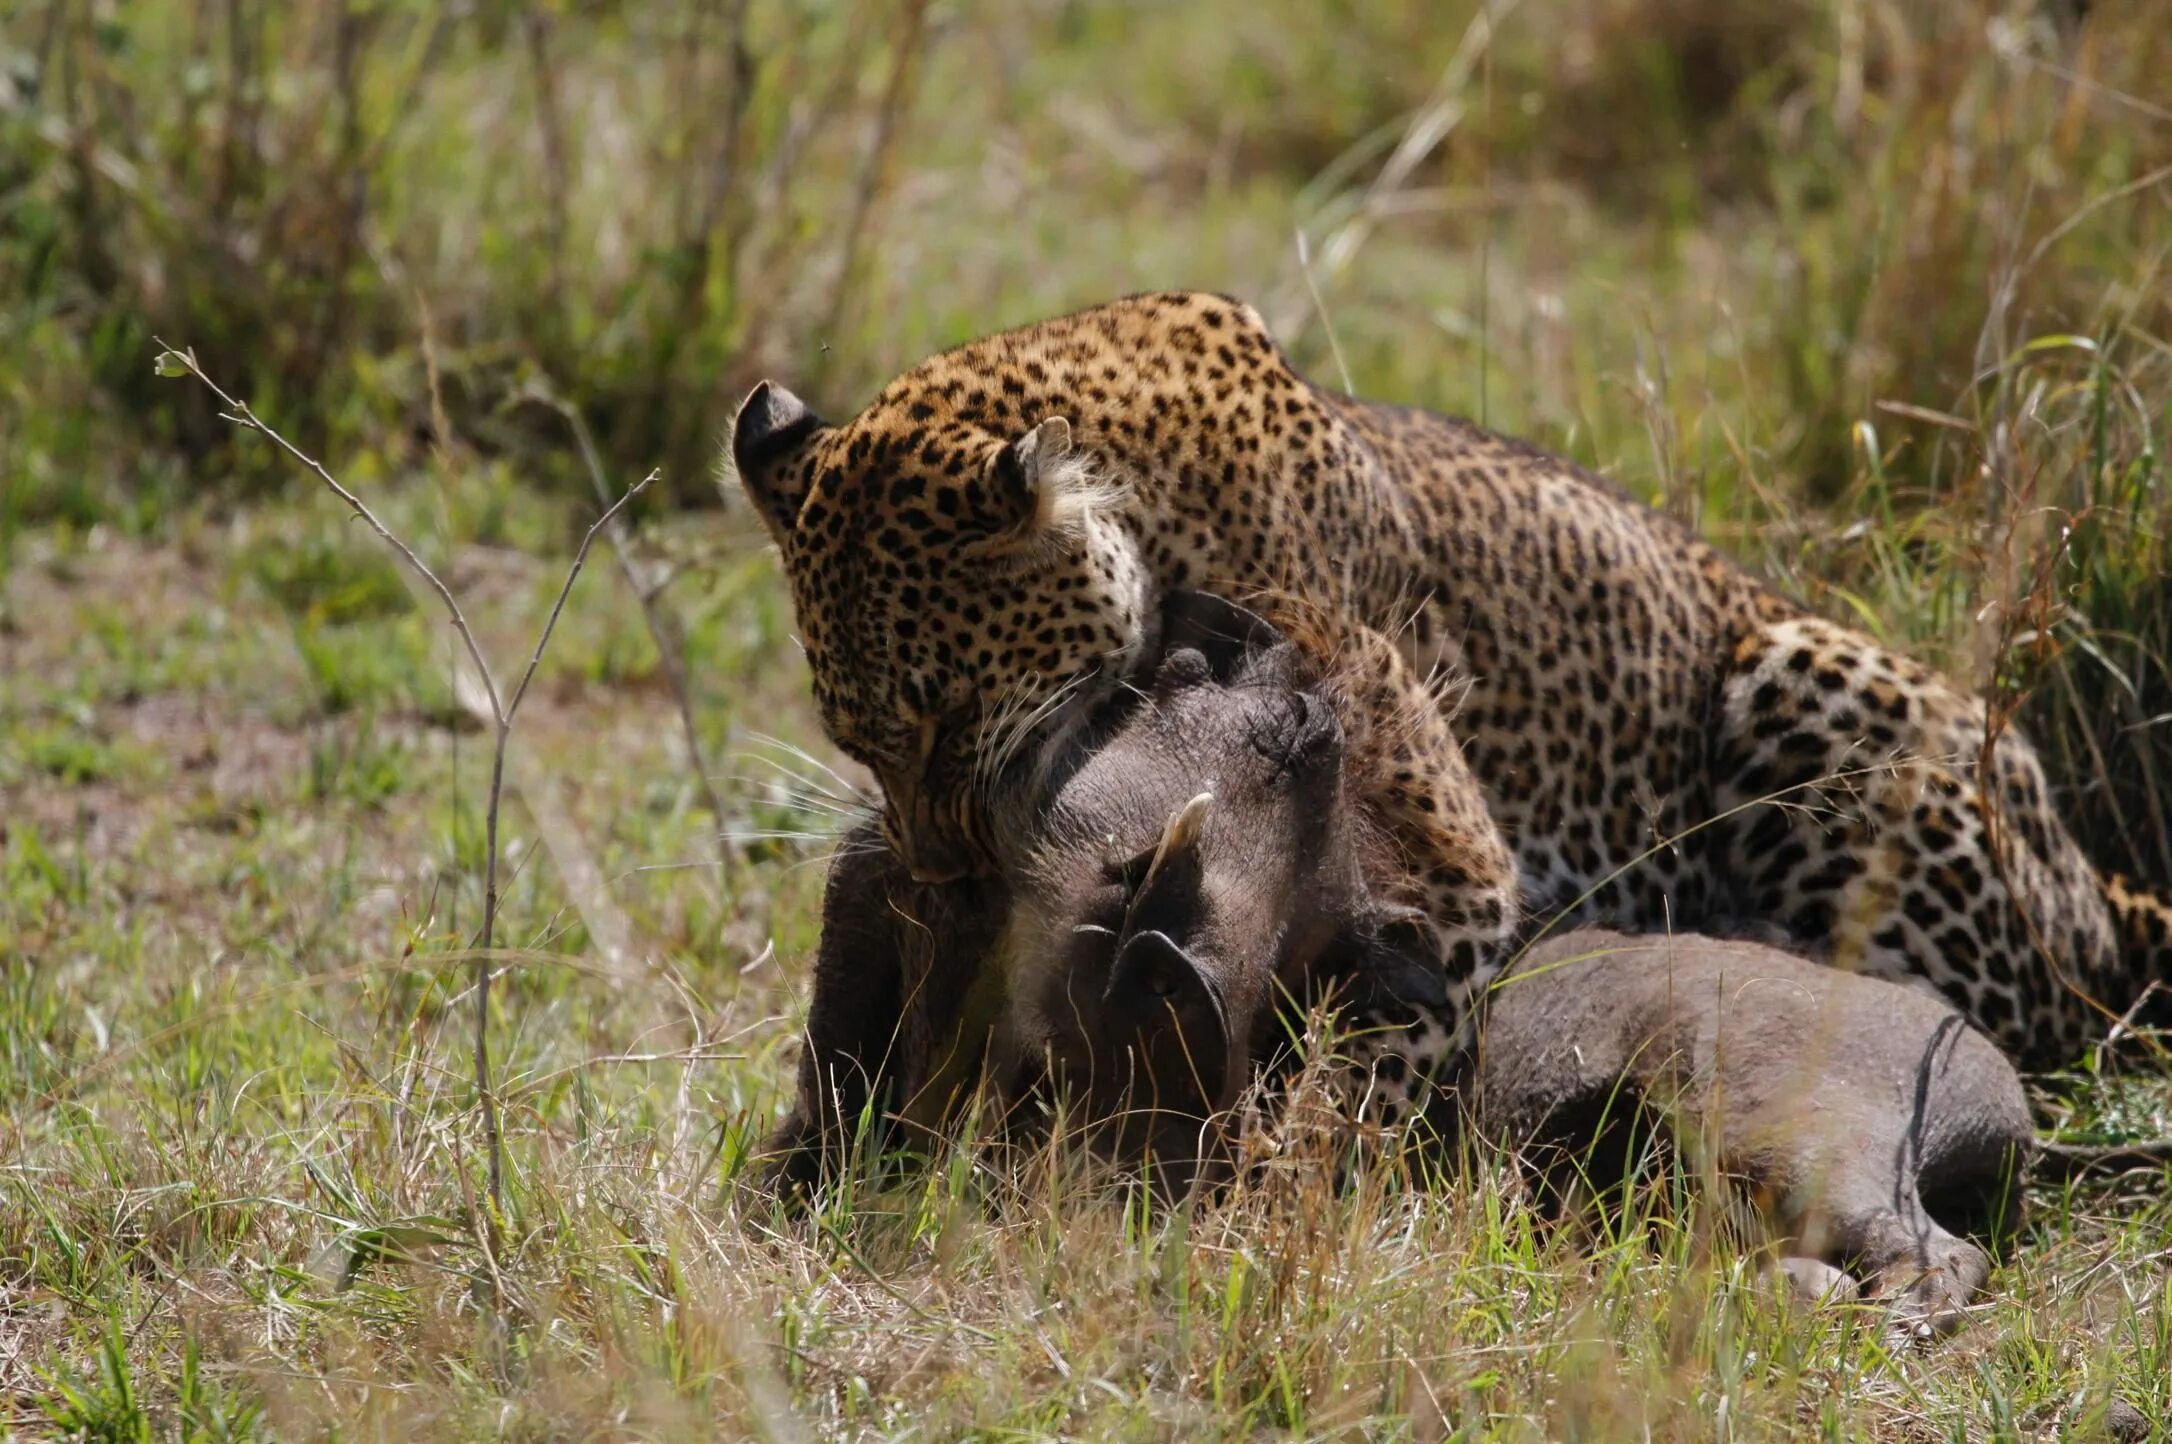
[[153, 341, 504, 716], [504, 470, 654, 722], [152, 339, 656, 1222], [521, 3, 572, 316], [814, 0, 932, 357]]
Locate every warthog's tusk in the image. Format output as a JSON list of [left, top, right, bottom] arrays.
[[1121, 791, 1214, 943], [1160, 791, 1214, 860]]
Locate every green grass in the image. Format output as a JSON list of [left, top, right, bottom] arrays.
[[4, 0, 2172, 1437]]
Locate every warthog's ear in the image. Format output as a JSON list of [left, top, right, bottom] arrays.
[[1159, 590, 1285, 684], [730, 381, 825, 544]]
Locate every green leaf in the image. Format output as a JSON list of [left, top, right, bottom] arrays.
[[153, 350, 190, 379]]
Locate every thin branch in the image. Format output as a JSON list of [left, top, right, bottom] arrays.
[[475, 742, 510, 1215], [153, 337, 505, 724], [815, 0, 932, 357], [152, 340, 656, 1227], [475, 469, 656, 1215], [503, 466, 660, 726]]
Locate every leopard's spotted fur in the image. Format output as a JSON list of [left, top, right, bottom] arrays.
[[733, 290, 2171, 1067]]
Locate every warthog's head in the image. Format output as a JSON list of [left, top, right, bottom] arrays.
[[986, 593, 1434, 1184]]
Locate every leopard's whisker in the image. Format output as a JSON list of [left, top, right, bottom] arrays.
[[742, 733, 872, 807]]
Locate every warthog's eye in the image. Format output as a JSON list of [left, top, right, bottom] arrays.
[[1102, 839, 1157, 894]]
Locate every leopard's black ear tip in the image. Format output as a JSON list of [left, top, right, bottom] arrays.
[[730, 382, 824, 537], [732, 381, 821, 474]]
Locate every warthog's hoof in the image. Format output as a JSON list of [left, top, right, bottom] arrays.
[[1775, 1256, 1860, 1307], [1869, 1241, 1989, 1347]]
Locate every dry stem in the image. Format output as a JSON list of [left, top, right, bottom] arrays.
[[541, 390, 736, 885]]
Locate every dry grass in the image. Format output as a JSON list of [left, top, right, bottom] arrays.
[[4, 0, 2172, 1437]]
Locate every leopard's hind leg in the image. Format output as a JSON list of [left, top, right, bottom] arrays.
[[1707, 616, 2123, 1068]]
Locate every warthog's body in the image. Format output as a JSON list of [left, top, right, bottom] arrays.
[[1475, 929, 2029, 1329], [767, 599, 2046, 1332]]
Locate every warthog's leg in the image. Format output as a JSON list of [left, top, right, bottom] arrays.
[[1806, 1197, 1994, 1343], [763, 820, 1012, 1195]]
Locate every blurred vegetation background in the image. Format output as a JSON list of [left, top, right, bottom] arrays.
[[44, 1, 2172, 855], [5, 4, 2172, 1434], [2, 0, 2168, 857]]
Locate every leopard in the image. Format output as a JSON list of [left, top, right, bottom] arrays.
[[730, 289, 2172, 1069]]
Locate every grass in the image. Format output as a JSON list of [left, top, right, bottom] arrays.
[[4, 0, 2172, 1437]]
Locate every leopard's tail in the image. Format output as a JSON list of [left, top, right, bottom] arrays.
[[2100, 872, 2172, 1030]]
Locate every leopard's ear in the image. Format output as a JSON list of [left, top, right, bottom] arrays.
[[964, 416, 1113, 556], [730, 381, 825, 543]]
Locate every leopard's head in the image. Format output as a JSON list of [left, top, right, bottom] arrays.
[[732, 374, 1152, 881]]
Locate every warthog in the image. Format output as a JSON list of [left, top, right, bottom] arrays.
[[766, 595, 2155, 1340], [766, 591, 1420, 1191]]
